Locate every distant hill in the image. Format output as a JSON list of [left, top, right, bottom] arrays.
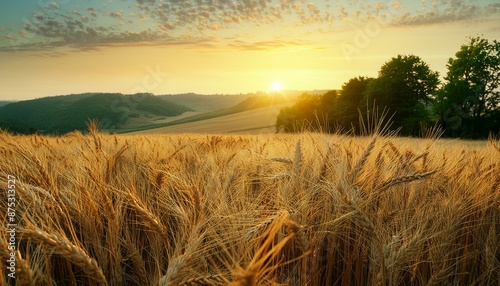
[[0, 93, 190, 134], [120, 93, 296, 133], [160, 93, 251, 112], [0, 90, 329, 135], [159, 90, 329, 113], [0, 101, 16, 107]]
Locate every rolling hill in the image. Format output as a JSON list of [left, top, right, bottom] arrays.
[[0, 90, 320, 135], [120, 94, 295, 133], [0, 93, 190, 134], [130, 102, 291, 134], [159, 93, 251, 112], [0, 101, 16, 107]]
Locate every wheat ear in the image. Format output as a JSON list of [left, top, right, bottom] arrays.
[[269, 157, 293, 164], [488, 135, 500, 153], [378, 170, 437, 192], [485, 219, 498, 280], [21, 228, 107, 286], [350, 136, 376, 182], [0, 241, 34, 285], [171, 274, 226, 286], [285, 219, 310, 253], [127, 192, 167, 239]]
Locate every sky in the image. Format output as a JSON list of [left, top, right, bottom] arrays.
[[0, 0, 499, 101]]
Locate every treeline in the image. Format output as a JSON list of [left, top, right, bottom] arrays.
[[277, 37, 500, 138]]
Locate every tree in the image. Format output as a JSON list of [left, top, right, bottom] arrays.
[[434, 37, 500, 137], [364, 55, 440, 135], [334, 76, 373, 132], [276, 93, 321, 132]]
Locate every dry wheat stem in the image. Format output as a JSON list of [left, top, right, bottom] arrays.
[[269, 157, 293, 164], [15, 251, 35, 286], [127, 192, 167, 239], [350, 136, 376, 182], [378, 170, 437, 192], [294, 139, 303, 177], [20, 228, 108, 286], [285, 219, 310, 253], [163, 274, 226, 286]]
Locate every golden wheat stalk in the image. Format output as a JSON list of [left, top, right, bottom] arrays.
[[15, 251, 35, 286], [245, 210, 288, 239], [231, 209, 293, 286], [127, 192, 167, 239], [20, 228, 108, 286], [350, 136, 376, 182], [159, 224, 205, 286], [269, 157, 293, 164], [378, 170, 437, 192], [488, 135, 500, 153], [285, 219, 310, 253], [294, 139, 303, 177], [160, 274, 226, 286], [485, 219, 498, 278]]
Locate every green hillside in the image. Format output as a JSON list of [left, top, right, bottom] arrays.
[[160, 93, 251, 112], [0, 101, 16, 107], [0, 93, 190, 134]]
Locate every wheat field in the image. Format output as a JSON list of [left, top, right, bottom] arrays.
[[0, 127, 499, 285]]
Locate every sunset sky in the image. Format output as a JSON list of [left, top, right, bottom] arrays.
[[0, 0, 499, 101]]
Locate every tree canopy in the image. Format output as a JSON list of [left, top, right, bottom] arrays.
[[363, 55, 439, 135], [445, 37, 500, 117], [434, 37, 500, 137], [334, 76, 374, 130]]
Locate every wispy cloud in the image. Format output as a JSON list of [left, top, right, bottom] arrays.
[[135, 0, 334, 30], [86, 7, 98, 18], [228, 39, 318, 51], [391, 0, 499, 26], [109, 11, 124, 20], [0, 0, 497, 53]]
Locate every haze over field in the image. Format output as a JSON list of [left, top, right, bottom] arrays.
[[1, 0, 499, 100]]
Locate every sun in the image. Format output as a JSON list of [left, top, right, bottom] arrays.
[[270, 81, 283, 92]]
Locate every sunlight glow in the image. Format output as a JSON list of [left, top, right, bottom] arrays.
[[271, 81, 282, 92]]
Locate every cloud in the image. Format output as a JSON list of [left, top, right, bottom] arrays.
[[391, 0, 498, 26], [228, 39, 318, 51], [135, 0, 335, 30], [1, 0, 498, 54], [109, 11, 124, 19], [86, 7, 97, 18]]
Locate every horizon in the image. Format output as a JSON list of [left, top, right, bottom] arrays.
[[1, 0, 499, 101], [0, 88, 333, 102]]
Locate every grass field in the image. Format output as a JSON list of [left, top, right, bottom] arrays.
[[0, 126, 499, 285], [130, 104, 288, 135]]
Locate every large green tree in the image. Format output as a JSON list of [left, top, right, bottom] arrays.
[[434, 37, 500, 137], [364, 55, 440, 135], [334, 76, 373, 131], [445, 37, 500, 118]]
